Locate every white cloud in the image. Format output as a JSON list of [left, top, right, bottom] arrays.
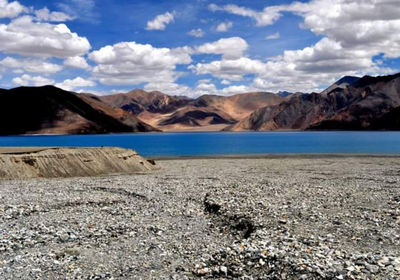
[[12, 74, 54, 86], [57, 0, 98, 23], [146, 11, 175, 31], [191, 35, 395, 93], [144, 79, 224, 98], [55, 77, 96, 91], [285, 0, 400, 58], [201, 0, 400, 93], [145, 79, 253, 98], [0, 0, 27, 18], [194, 79, 217, 95], [195, 37, 248, 59], [208, 3, 282, 26], [266, 32, 280, 40], [188, 28, 204, 38], [251, 41, 394, 92], [220, 85, 252, 95], [191, 57, 266, 81], [144, 82, 191, 96], [0, 56, 63, 74], [3, 0, 398, 97], [216, 21, 233, 32], [64, 56, 90, 69], [0, 16, 91, 58], [89, 41, 192, 85], [35, 7, 74, 22], [210, 1, 400, 59]]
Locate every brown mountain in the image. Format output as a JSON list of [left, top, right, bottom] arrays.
[[226, 73, 400, 131], [101, 90, 283, 131], [0, 86, 157, 135], [159, 106, 237, 126], [311, 73, 400, 130], [192, 92, 283, 120], [4, 73, 397, 135], [320, 76, 360, 95], [100, 89, 191, 115]]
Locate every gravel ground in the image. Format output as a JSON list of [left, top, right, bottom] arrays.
[[1, 156, 400, 279]]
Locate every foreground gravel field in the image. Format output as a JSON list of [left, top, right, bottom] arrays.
[[1, 156, 400, 279]]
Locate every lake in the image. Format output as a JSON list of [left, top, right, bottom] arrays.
[[0, 131, 400, 157]]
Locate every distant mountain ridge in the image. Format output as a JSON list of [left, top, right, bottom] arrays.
[[321, 76, 360, 95], [100, 90, 283, 131], [100, 89, 192, 115], [226, 73, 400, 131], [1, 72, 399, 135], [0, 86, 157, 135]]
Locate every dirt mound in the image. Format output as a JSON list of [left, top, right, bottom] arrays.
[[0, 147, 157, 179]]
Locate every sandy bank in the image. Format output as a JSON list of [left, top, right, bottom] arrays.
[[0, 147, 157, 179]]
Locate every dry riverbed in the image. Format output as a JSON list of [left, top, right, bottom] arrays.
[[1, 156, 400, 279]]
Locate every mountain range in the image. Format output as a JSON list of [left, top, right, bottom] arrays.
[[0, 86, 156, 135], [99, 90, 283, 131], [228, 73, 400, 131], [0, 72, 399, 135]]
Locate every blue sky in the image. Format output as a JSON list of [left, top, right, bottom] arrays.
[[0, 0, 399, 96]]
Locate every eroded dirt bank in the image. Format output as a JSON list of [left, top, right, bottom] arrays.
[[0, 147, 156, 179]]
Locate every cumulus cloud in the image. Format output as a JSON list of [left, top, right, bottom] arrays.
[[210, 1, 400, 59], [0, 56, 63, 74], [144, 79, 253, 98], [144, 82, 191, 96], [191, 57, 266, 81], [285, 0, 400, 58], [195, 37, 248, 59], [89, 41, 192, 85], [220, 85, 252, 95], [0, 0, 27, 18], [0, 16, 91, 58], [57, 0, 98, 23], [12, 74, 54, 86], [4, 0, 397, 96], [146, 11, 175, 30], [64, 56, 90, 69], [35, 7, 74, 22], [144, 79, 219, 97], [208, 3, 282, 26], [194, 79, 217, 95], [191, 36, 394, 93], [266, 32, 280, 40], [199, 0, 400, 93], [55, 77, 96, 91], [216, 21, 233, 32], [188, 28, 204, 38]]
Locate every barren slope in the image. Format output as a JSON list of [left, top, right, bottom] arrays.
[[0, 147, 157, 179], [0, 86, 157, 135]]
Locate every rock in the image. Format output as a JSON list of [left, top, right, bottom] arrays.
[[220, 265, 228, 275]]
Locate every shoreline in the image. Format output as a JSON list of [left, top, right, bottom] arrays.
[[1, 147, 400, 159], [150, 153, 400, 160], [2, 130, 400, 137]]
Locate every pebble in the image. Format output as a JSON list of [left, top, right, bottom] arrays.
[[0, 157, 399, 279]]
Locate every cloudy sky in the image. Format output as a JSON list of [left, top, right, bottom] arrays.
[[0, 0, 399, 96]]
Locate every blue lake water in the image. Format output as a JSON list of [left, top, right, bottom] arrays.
[[0, 132, 400, 157]]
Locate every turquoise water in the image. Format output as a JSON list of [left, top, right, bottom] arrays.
[[0, 132, 400, 157]]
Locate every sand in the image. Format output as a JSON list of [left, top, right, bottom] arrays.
[[0, 147, 157, 179]]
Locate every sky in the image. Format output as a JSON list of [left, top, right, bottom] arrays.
[[0, 0, 399, 97]]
